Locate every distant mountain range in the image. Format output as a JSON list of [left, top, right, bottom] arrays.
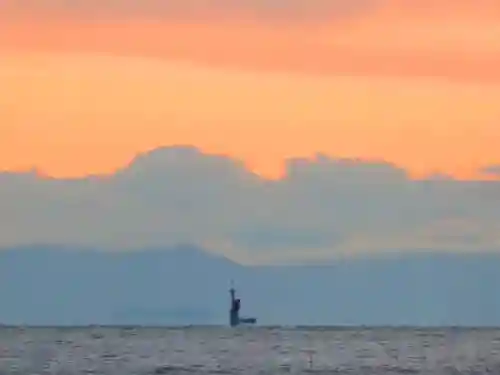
[[0, 245, 499, 326]]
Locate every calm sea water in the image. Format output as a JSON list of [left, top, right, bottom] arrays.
[[0, 326, 499, 374]]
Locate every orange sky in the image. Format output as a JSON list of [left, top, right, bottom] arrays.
[[1, 0, 500, 179]]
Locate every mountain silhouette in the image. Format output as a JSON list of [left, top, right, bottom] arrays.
[[0, 245, 499, 326]]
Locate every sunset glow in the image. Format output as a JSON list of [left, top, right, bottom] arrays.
[[2, 0, 500, 179]]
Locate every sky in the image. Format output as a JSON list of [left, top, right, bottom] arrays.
[[1, 1, 500, 263], [1, 0, 500, 179]]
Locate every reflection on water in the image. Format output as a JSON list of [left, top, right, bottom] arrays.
[[0, 327, 499, 374]]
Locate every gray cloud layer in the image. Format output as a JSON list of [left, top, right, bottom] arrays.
[[1, 146, 499, 264]]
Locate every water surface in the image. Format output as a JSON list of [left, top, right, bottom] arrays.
[[0, 326, 499, 374]]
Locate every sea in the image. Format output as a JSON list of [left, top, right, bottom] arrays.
[[0, 326, 499, 374]]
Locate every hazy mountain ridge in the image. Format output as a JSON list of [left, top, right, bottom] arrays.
[[0, 245, 499, 326]]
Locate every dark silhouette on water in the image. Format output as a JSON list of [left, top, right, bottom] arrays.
[[229, 281, 256, 327]]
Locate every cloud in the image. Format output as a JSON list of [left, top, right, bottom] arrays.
[[1, 146, 500, 264], [4, 1, 499, 22], [3, 1, 499, 84], [2, 0, 376, 21], [481, 164, 500, 177]]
